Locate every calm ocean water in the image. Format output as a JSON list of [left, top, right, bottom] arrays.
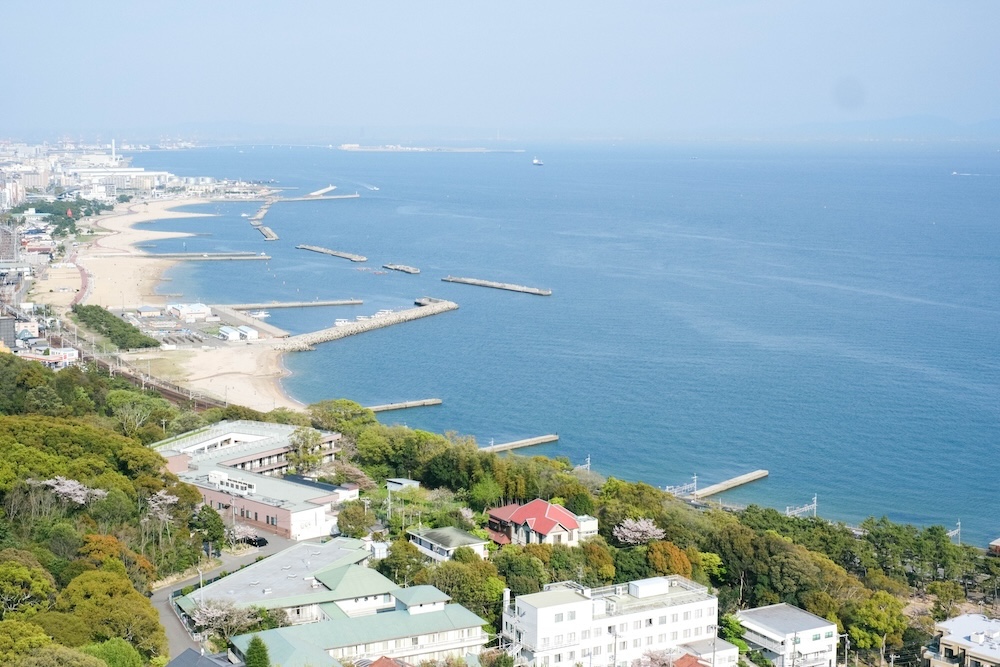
[[130, 143, 1000, 545]]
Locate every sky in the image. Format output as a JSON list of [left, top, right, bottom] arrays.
[[4, 1, 1000, 142]]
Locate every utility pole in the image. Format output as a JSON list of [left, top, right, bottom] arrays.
[[840, 634, 851, 667], [890, 653, 898, 667]]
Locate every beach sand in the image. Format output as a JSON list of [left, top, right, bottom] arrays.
[[40, 198, 307, 414]]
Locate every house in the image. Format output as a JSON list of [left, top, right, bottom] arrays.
[[155, 421, 345, 540], [175, 538, 395, 625], [167, 302, 211, 321], [736, 603, 838, 667], [230, 584, 488, 667], [989, 538, 1000, 557], [501, 575, 721, 667], [488, 499, 596, 547], [407, 526, 488, 562], [924, 614, 1000, 667]]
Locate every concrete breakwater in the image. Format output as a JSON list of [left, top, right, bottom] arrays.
[[442, 276, 552, 296], [481, 434, 559, 452], [257, 226, 279, 240], [367, 398, 443, 412], [221, 299, 362, 310], [383, 264, 420, 274], [269, 298, 459, 351], [151, 252, 270, 261], [297, 244, 367, 262]]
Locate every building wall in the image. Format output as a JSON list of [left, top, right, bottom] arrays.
[[331, 626, 485, 663], [198, 487, 293, 539]]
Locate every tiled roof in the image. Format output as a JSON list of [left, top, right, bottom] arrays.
[[488, 499, 579, 535]]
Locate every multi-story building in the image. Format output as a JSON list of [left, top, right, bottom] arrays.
[[924, 614, 1000, 667], [155, 421, 347, 540], [488, 498, 599, 548], [736, 603, 838, 667], [407, 526, 489, 562], [501, 576, 732, 667]]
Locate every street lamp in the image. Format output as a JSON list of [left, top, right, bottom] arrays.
[[839, 633, 851, 667]]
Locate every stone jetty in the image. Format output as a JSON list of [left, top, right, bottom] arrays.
[[442, 275, 552, 296], [297, 244, 367, 262], [269, 298, 458, 351]]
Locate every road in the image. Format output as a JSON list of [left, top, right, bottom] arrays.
[[151, 533, 303, 659]]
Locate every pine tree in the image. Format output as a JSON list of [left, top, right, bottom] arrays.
[[244, 635, 270, 667]]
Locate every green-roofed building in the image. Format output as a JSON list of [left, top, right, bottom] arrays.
[[175, 538, 400, 625], [231, 590, 488, 667]]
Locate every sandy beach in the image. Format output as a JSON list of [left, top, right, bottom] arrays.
[[31, 198, 305, 414]]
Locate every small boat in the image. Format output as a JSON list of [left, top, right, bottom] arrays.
[[248, 310, 270, 319], [241, 213, 249, 218], [532, 157, 543, 166], [334, 319, 351, 327]]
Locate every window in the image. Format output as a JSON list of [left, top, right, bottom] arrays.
[[633, 639, 641, 648], [582, 630, 591, 640], [555, 613, 564, 623], [569, 633, 576, 642], [658, 634, 666, 643], [569, 611, 576, 621], [542, 638, 550, 647], [583, 649, 591, 658], [569, 652, 575, 661], [671, 632, 678, 641], [813, 634, 821, 641], [555, 635, 564, 645], [555, 655, 562, 663], [694, 627, 702, 636], [620, 623, 627, 633], [794, 637, 801, 644], [672, 614, 678, 623], [412, 637, 419, 646], [683, 629, 691, 639], [633, 621, 642, 630], [683, 611, 691, 621], [646, 636, 654, 645], [542, 658, 550, 667], [646, 618, 654, 627], [659, 616, 667, 625], [594, 627, 602, 637], [620, 641, 627, 650], [825, 632, 834, 639], [594, 647, 602, 656]]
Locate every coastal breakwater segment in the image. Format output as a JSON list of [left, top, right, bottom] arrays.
[[689, 469, 769, 499], [297, 244, 367, 262], [367, 398, 443, 412], [481, 434, 560, 453], [383, 264, 420, 274], [442, 276, 552, 296], [151, 252, 270, 261], [222, 299, 362, 310], [270, 298, 459, 352]]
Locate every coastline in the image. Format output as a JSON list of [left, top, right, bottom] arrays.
[[34, 198, 305, 414]]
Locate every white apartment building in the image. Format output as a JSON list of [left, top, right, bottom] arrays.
[[736, 603, 838, 667], [924, 614, 1000, 667], [502, 576, 728, 667]]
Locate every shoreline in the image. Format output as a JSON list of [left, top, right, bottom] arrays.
[[35, 198, 305, 414]]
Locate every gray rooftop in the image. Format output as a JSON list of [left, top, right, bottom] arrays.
[[395, 585, 452, 606], [408, 526, 487, 549], [176, 538, 376, 614], [737, 603, 835, 635]]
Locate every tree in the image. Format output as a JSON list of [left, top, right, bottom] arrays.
[[55, 570, 166, 658], [0, 560, 56, 618], [927, 581, 964, 621], [493, 546, 549, 596], [613, 518, 666, 546], [192, 505, 226, 555], [13, 644, 106, 667], [647, 541, 692, 578], [286, 427, 324, 474], [0, 619, 51, 664], [337, 500, 371, 538], [244, 635, 271, 667], [848, 591, 908, 654], [376, 539, 427, 586], [190, 600, 261, 641], [308, 399, 376, 439], [81, 638, 143, 667]]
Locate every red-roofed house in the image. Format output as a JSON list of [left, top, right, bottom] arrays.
[[487, 498, 597, 547]]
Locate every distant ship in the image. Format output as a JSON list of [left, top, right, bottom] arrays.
[[532, 157, 544, 166]]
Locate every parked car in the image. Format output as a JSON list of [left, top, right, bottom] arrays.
[[240, 535, 268, 547]]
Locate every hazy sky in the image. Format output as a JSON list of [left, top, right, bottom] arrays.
[[4, 1, 999, 141]]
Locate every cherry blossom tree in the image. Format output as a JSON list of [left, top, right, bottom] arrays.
[[612, 517, 666, 546], [190, 600, 260, 640]]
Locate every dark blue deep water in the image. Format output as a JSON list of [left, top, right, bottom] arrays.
[[131, 143, 1000, 544]]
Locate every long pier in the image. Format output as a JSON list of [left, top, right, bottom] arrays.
[[270, 298, 458, 351], [150, 252, 270, 261], [280, 194, 360, 202], [481, 434, 559, 453], [367, 398, 443, 412], [442, 276, 552, 296], [220, 299, 362, 310], [297, 244, 367, 262], [689, 470, 769, 499]]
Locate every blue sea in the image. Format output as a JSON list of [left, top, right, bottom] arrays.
[[129, 143, 1000, 545]]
